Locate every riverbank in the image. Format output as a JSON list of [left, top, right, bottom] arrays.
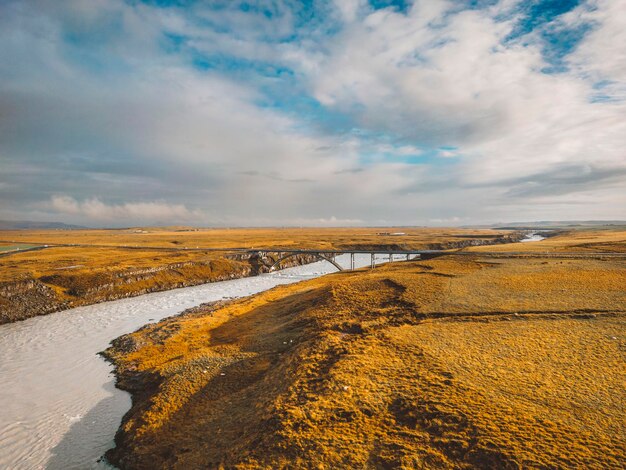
[[3, 257, 380, 469], [103, 232, 625, 469], [0, 228, 528, 324], [0, 253, 318, 324]]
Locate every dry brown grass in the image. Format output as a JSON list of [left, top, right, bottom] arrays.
[[0, 226, 514, 250], [104, 234, 626, 469], [0, 227, 519, 284], [0, 227, 524, 323], [0, 246, 232, 282], [469, 229, 626, 253]]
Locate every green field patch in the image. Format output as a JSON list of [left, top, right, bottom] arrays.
[[0, 244, 39, 252]]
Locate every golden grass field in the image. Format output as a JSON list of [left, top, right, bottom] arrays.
[[2, 225, 623, 285], [0, 226, 520, 250], [0, 227, 532, 323], [0, 226, 520, 283], [470, 228, 626, 253], [103, 230, 626, 469]]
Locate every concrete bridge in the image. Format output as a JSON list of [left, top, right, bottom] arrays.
[[251, 249, 428, 271], [250, 248, 626, 272], [3, 239, 622, 267]]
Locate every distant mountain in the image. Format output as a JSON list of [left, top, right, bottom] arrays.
[[462, 220, 626, 229], [0, 220, 87, 230]]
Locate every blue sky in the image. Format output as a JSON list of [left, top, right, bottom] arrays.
[[0, 0, 624, 226]]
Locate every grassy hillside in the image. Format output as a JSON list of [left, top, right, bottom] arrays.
[[103, 232, 626, 469]]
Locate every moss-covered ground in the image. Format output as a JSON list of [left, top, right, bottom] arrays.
[[104, 232, 626, 469]]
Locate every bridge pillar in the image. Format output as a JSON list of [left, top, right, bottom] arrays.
[[350, 252, 355, 270]]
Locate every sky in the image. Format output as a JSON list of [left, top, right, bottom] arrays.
[[0, 0, 624, 227]]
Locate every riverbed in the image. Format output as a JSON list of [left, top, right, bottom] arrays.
[[520, 231, 547, 242], [0, 254, 390, 469], [0, 234, 548, 470]]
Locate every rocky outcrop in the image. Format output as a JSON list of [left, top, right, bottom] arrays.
[[0, 254, 318, 325], [425, 231, 528, 250], [0, 233, 530, 325], [0, 279, 68, 323], [337, 232, 530, 252]]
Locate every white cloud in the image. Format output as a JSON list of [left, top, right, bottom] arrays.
[[290, 215, 363, 226], [0, 0, 624, 226], [48, 195, 201, 223], [566, 0, 626, 98], [290, 0, 626, 203]]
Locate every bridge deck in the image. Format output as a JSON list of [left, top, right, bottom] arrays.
[[253, 249, 626, 257], [253, 249, 427, 255]]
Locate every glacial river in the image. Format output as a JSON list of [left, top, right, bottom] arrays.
[[0, 254, 390, 469], [0, 234, 547, 469], [520, 232, 547, 242]]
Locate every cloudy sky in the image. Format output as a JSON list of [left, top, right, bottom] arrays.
[[0, 0, 624, 227]]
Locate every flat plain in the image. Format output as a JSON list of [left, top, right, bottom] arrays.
[[0, 227, 523, 323], [102, 229, 626, 469]]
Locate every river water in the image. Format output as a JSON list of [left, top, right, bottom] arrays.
[[0, 235, 547, 469], [520, 231, 547, 242], [0, 254, 391, 469]]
